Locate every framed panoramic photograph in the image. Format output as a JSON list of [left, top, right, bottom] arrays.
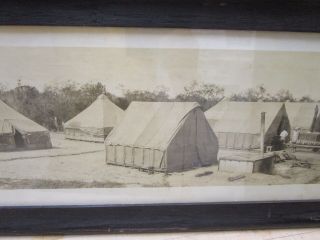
[[0, 0, 320, 235]]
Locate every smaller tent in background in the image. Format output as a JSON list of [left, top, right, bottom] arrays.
[[285, 102, 319, 131], [64, 94, 124, 142], [0, 99, 52, 151], [105, 101, 219, 173], [205, 101, 291, 150]]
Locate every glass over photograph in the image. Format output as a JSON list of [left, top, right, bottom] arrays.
[[0, 26, 319, 194]]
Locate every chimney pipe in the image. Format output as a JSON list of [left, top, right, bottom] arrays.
[[260, 112, 266, 156]]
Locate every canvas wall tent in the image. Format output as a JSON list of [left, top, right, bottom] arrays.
[[105, 102, 219, 173], [0, 99, 52, 151], [64, 94, 124, 142], [284, 102, 319, 131], [205, 101, 291, 150]]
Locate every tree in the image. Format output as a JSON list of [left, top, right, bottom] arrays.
[[299, 95, 314, 102], [80, 82, 106, 105], [230, 85, 272, 102], [121, 85, 171, 109], [230, 85, 298, 102], [274, 89, 296, 102], [175, 81, 224, 110], [153, 85, 170, 102]]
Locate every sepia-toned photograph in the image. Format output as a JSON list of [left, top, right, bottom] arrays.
[[0, 26, 320, 194]]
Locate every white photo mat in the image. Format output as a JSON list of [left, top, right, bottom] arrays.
[[0, 26, 319, 206]]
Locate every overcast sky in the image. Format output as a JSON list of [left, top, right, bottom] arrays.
[[0, 26, 320, 98]]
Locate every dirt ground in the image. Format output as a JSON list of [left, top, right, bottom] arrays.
[[0, 133, 319, 189]]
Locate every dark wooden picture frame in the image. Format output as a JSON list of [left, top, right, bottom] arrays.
[[0, 0, 320, 235]]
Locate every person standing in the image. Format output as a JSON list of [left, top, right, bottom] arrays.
[[280, 129, 289, 149], [291, 127, 300, 144], [53, 116, 59, 132]]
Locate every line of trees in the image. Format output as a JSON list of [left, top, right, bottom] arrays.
[[229, 85, 316, 103], [0, 82, 318, 130]]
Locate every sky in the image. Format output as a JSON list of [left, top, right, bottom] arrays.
[[0, 26, 320, 98]]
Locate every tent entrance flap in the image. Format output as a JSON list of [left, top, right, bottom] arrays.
[[0, 99, 52, 151], [13, 130, 25, 148]]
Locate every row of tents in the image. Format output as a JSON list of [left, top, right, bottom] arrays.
[[205, 101, 320, 150], [65, 95, 320, 151], [1, 95, 319, 172]]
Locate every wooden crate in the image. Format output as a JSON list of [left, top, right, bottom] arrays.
[[219, 153, 275, 174]]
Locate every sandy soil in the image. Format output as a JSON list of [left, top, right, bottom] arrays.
[[0, 133, 319, 189]]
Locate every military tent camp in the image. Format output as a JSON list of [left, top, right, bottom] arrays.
[[205, 101, 291, 150], [285, 102, 319, 131], [0, 99, 52, 151], [64, 94, 124, 142], [105, 102, 219, 173]]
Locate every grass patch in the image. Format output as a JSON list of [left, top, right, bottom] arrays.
[[0, 178, 124, 189]]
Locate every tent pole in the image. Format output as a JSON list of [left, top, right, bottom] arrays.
[[260, 112, 266, 157], [310, 105, 319, 132]]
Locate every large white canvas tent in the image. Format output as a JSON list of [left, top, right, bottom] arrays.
[[205, 101, 291, 150], [285, 102, 319, 131], [0, 99, 52, 151], [64, 94, 124, 142], [105, 102, 219, 173]]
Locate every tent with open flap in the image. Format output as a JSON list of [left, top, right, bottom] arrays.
[[0, 99, 52, 151]]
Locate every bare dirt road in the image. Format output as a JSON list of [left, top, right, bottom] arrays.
[[0, 133, 319, 189]]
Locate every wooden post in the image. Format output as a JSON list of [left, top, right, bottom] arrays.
[[260, 112, 266, 156]]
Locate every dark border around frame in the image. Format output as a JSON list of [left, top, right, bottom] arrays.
[[0, 201, 320, 235], [1, 0, 320, 235], [1, 0, 320, 32]]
